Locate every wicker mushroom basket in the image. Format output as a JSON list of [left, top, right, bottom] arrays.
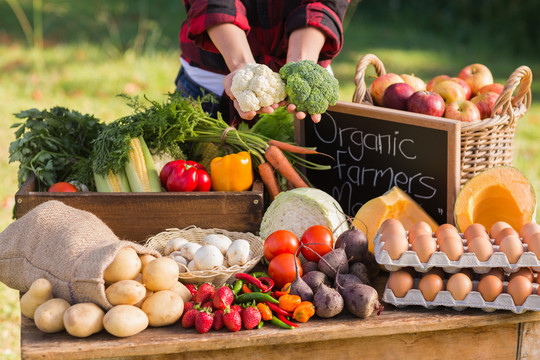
[[145, 226, 264, 286], [352, 53, 533, 186]]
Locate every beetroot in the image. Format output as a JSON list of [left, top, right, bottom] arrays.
[[289, 275, 314, 302], [302, 261, 319, 274], [313, 283, 344, 318], [335, 227, 368, 263], [318, 248, 348, 280], [334, 273, 364, 295], [349, 261, 370, 285], [341, 283, 382, 318], [302, 271, 330, 293]]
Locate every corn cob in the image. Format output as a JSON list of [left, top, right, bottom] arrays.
[[198, 142, 223, 172], [124, 136, 162, 192], [94, 169, 132, 192]]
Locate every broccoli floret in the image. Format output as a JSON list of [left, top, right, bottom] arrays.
[[279, 60, 339, 115]]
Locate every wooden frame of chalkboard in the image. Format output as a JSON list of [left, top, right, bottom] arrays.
[[294, 101, 461, 225]]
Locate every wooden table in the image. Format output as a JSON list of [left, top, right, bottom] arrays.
[[20, 291, 540, 360]]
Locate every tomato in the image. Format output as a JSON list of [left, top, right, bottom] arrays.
[[300, 225, 334, 262], [48, 182, 78, 192], [268, 253, 302, 290], [263, 230, 300, 261]]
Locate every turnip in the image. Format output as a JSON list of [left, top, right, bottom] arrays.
[[349, 261, 370, 285], [334, 227, 368, 263], [341, 283, 382, 319], [317, 248, 348, 280], [302, 271, 330, 293], [313, 283, 344, 318]]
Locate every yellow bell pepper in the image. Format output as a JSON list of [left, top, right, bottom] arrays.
[[210, 151, 254, 191]]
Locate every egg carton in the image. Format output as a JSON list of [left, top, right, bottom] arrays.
[[382, 280, 540, 314], [374, 232, 540, 274]]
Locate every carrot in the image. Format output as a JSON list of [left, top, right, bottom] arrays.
[[264, 145, 309, 188], [267, 139, 320, 155], [258, 162, 281, 201]]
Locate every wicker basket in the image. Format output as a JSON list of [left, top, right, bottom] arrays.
[[352, 53, 533, 186], [144, 226, 264, 286]]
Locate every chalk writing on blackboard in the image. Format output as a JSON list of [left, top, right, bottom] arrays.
[[299, 103, 460, 224]]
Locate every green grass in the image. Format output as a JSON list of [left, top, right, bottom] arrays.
[[1, 2, 539, 359]]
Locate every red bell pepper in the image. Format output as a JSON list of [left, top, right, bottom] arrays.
[[160, 159, 211, 192]]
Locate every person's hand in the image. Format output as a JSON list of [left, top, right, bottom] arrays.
[[286, 103, 322, 123], [223, 71, 286, 121]]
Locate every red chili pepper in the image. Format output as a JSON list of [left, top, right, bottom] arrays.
[[235, 273, 268, 292], [242, 284, 252, 293], [257, 277, 274, 293], [265, 301, 293, 317], [276, 314, 299, 328]]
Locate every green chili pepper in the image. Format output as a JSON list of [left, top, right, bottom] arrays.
[[257, 320, 264, 329], [250, 271, 270, 278], [232, 279, 244, 295], [270, 315, 294, 329], [234, 292, 279, 304]]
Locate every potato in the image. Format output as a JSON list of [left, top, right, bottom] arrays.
[[103, 305, 148, 337], [139, 254, 157, 274], [34, 298, 71, 333], [142, 257, 179, 291], [141, 290, 184, 327], [63, 303, 105, 338], [20, 278, 53, 319], [104, 247, 142, 283], [105, 280, 147, 306], [170, 281, 192, 303]]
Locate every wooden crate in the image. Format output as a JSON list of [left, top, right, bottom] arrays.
[[14, 173, 264, 243]]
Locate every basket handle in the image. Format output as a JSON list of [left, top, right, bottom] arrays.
[[352, 53, 386, 104], [491, 65, 532, 125]]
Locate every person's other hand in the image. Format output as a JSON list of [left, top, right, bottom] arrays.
[[286, 103, 322, 123]]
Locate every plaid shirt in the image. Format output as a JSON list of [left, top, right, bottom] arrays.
[[180, 0, 349, 74]]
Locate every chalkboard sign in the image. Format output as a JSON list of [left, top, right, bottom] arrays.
[[294, 102, 461, 225]]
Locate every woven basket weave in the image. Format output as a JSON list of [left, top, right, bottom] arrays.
[[352, 53, 532, 186], [144, 226, 263, 286]]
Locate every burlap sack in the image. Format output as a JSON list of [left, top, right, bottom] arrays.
[[0, 200, 160, 310]]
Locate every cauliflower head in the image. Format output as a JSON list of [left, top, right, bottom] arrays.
[[279, 60, 339, 115], [231, 63, 287, 112]]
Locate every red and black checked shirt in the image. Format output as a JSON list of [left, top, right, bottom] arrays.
[[180, 0, 349, 74]]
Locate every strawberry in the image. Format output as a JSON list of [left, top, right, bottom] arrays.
[[212, 309, 224, 330], [230, 304, 243, 315], [202, 300, 215, 311], [194, 283, 215, 304], [185, 283, 198, 297], [242, 305, 262, 330], [182, 301, 196, 316], [181, 308, 198, 328], [223, 307, 242, 332], [195, 309, 214, 334], [213, 285, 234, 310]]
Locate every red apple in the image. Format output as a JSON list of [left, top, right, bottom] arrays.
[[369, 73, 404, 106], [432, 80, 467, 104], [458, 63, 493, 95], [407, 90, 446, 117], [449, 77, 472, 100], [478, 83, 504, 95], [400, 74, 426, 92], [426, 74, 450, 91], [382, 83, 416, 111], [444, 100, 481, 122], [470, 91, 501, 119]]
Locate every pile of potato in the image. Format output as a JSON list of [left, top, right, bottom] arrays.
[[20, 247, 192, 338]]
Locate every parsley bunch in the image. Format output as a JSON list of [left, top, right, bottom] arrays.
[[9, 107, 105, 191]]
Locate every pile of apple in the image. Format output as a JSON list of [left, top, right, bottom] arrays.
[[370, 64, 504, 122]]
